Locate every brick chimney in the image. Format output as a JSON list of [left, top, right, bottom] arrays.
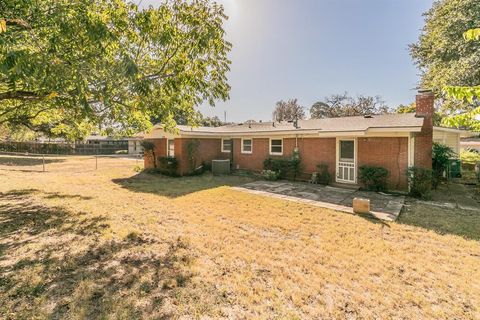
[[414, 89, 434, 169]]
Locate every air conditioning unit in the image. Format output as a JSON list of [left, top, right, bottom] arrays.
[[212, 159, 230, 175]]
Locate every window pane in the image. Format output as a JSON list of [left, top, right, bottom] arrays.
[[340, 141, 354, 160], [222, 140, 231, 151], [271, 146, 282, 153], [168, 140, 175, 157], [242, 139, 252, 152], [271, 139, 282, 146]]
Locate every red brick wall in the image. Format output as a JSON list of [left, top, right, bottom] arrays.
[[231, 137, 336, 179], [414, 92, 434, 169], [176, 138, 226, 174], [357, 137, 409, 191], [297, 138, 336, 179]]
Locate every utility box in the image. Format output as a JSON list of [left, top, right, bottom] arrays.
[[212, 159, 230, 175], [353, 198, 370, 214], [447, 159, 462, 178]]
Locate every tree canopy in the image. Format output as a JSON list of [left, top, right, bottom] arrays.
[[0, 0, 231, 140], [272, 99, 306, 122], [410, 0, 480, 131], [310, 93, 390, 119]]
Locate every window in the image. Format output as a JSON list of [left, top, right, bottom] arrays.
[[270, 139, 283, 155], [241, 138, 252, 154], [339, 140, 354, 162], [167, 139, 175, 157], [221, 139, 231, 153]]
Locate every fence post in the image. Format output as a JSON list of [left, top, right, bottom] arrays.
[[42, 154, 45, 172], [95, 155, 98, 170]]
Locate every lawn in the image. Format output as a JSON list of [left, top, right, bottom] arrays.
[[0, 156, 479, 319]]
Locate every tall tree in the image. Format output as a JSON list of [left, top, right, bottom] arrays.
[[410, 0, 480, 131], [272, 99, 305, 122], [310, 93, 390, 119], [0, 0, 231, 140]]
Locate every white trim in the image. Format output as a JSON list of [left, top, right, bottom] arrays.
[[221, 138, 231, 153], [167, 139, 175, 157], [335, 138, 357, 184], [408, 134, 415, 167], [269, 138, 283, 155], [143, 127, 424, 139], [241, 138, 253, 154]]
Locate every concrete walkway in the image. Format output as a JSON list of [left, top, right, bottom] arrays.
[[232, 181, 405, 221]]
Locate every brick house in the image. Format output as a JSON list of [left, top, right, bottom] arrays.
[[143, 91, 467, 191]]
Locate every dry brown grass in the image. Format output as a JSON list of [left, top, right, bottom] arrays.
[[0, 155, 479, 319]]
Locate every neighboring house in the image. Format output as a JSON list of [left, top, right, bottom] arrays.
[[143, 91, 467, 191], [126, 137, 144, 155], [461, 137, 480, 152], [433, 127, 471, 154], [84, 134, 128, 148]]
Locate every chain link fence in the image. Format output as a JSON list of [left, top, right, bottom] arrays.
[[0, 141, 128, 155], [0, 151, 143, 173]]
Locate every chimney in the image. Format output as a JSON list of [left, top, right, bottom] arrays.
[[416, 89, 435, 120], [414, 89, 434, 170]]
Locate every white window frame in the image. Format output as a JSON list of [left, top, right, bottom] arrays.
[[269, 138, 283, 155], [241, 138, 253, 154], [221, 138, 232, 153], [167, 139, 175, 157]]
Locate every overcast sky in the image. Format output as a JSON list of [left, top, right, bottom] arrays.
[[139, 0, 434, 122]]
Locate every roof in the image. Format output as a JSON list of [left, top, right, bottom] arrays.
[[149, 113, 425, 137]]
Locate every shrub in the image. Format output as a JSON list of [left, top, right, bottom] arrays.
[[432, 142, 456, 188], [157, 156, 179, 176], [263, 150, 302, 181], [358, 166, 389, 192], [263, 157, 290, 178], [316, 163, 330, 185], [261, 170, 280, 181], [460, 149, 480, 166], [407, 167, 432, 199]]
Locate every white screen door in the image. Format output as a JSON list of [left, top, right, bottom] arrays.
[[337, 139, 356, 183]]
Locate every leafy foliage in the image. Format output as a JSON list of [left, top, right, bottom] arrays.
[[310, 93, 390, 119], [395, 102, 443, 126], [261, 170, 280, 181], [0, 0, 231, 139], [411, 2, 480, 131], [407, 167, 433, 199], [315, 163, 330, 185], [464, 28, 480, 41], [358, 166, 389, 192], [432, 143, 457, 189], [157, 156, 179, 177], [186, 139, 200, 173], [272, 99, 306, 122], [460, 149, 480, 165], [141, 140, 156, 168], [263, 150, 302, 181]]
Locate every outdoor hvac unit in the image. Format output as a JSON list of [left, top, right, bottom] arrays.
[[212, 159, 230, 175]]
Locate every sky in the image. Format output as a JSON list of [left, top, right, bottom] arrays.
[[140, 0, 434, 123]]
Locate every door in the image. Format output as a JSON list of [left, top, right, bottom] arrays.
[[337, 139, 356, 183]]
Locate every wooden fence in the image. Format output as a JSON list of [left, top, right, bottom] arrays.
[[0, 141, 128, 155]]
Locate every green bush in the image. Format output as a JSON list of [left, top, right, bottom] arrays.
[[157, 156, 179, 176], [358, 166, 389, 191], [432, 142, 457, 188], [407, 167, 432, 199], [460, 149, 480, 165], [263, 150, 302, 181], [316, 163, 330, 185], [261, 170, 280, 181]]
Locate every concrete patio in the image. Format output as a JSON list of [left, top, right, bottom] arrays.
[[232, 181, 405, 221]]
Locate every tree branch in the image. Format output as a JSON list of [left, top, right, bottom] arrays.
[[3, 19, 32, 30], [0, 90, 44, 101]]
